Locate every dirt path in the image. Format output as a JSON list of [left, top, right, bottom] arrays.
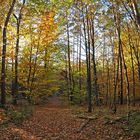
[[0, 96, 138, 140]]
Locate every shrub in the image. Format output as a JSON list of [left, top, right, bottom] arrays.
[[6, 105, 33, 125], [129, 112, 140, 137], [124, 112, 140, 138]]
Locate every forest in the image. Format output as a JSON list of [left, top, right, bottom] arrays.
[[0, 0, 140, 139]]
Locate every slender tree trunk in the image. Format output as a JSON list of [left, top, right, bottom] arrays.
[[79, 32, 82, 104], [27, 46, 33, 86], [119, 48, 123, 105], [71, 37, 75, 99], [106, 60, 110, 105], [115, 12, 123, 105], [102, 33, 105, 102], [67, 22, 72, 101], [1, 0, 16, 106], [44, 48, 48, 70], [113, 49, 119, 113], [30, 34, 40, 94], [27, 32, 33, 103], [82, 6, 92, 112], [86, 8, 92, 110], [130, 0, 140, 29], [91, 16, 99, 106], [12, 0, 26, 105], [11, 46, 14, 99], [130, 48, 136, 106], [65, 49, 69, 99], [132, 45, 140, 82], [127, 25, 136, 106], [112, 7, 122, 113], [121, 43, 130, 120]]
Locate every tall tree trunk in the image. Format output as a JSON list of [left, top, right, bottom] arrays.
[[121, 43, 130, 120], [106, 59, 110, 105], [115, 11, 123, 105], [67, 22, 72, 101], [11, 46, 15, 100], [112, 6, 122, 113], [79, 32, 82, 104], [119, 46, 123, 105], [86, 8, 92, 110], [27, 31, 33, 103], [127, 25, 136, 106], [82, 6, 92, 112], [132, 45, 140, 82], [129, 0, 140, 29], [27, 45, 33, 86], [44, 48, 48, 70], [30, 34, 40, 94], [12, 0, 26, 105], [123, 1, 140, 82], [91, 16, 99, 106], [65, 48, 69, 99], [102, 33, 105, 102], [1, 0, 16, 106], [71, 37, 75, 99], [113, 48, 119, 113]]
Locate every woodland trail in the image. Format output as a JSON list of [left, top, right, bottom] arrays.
[[0, 96, 138, 140]]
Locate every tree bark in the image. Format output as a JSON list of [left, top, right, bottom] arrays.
[[82, 5, 92, 112], [79, 32, 82, 104], [12, 0, 26, 105], [91, 16, 99, 106], [1, 0, 16, 106], [127, 25, 136, 106], [67, 21, 73, 101]]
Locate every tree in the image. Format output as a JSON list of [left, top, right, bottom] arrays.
[[12, 0, 26, 104], [1, 0, 16, 106]]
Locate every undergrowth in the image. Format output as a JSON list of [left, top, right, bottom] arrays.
[[123, 112, 140, 138], [3, 105, 33, 125]]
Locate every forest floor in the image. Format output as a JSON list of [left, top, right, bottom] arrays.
[[0, 96, 140, 140]]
